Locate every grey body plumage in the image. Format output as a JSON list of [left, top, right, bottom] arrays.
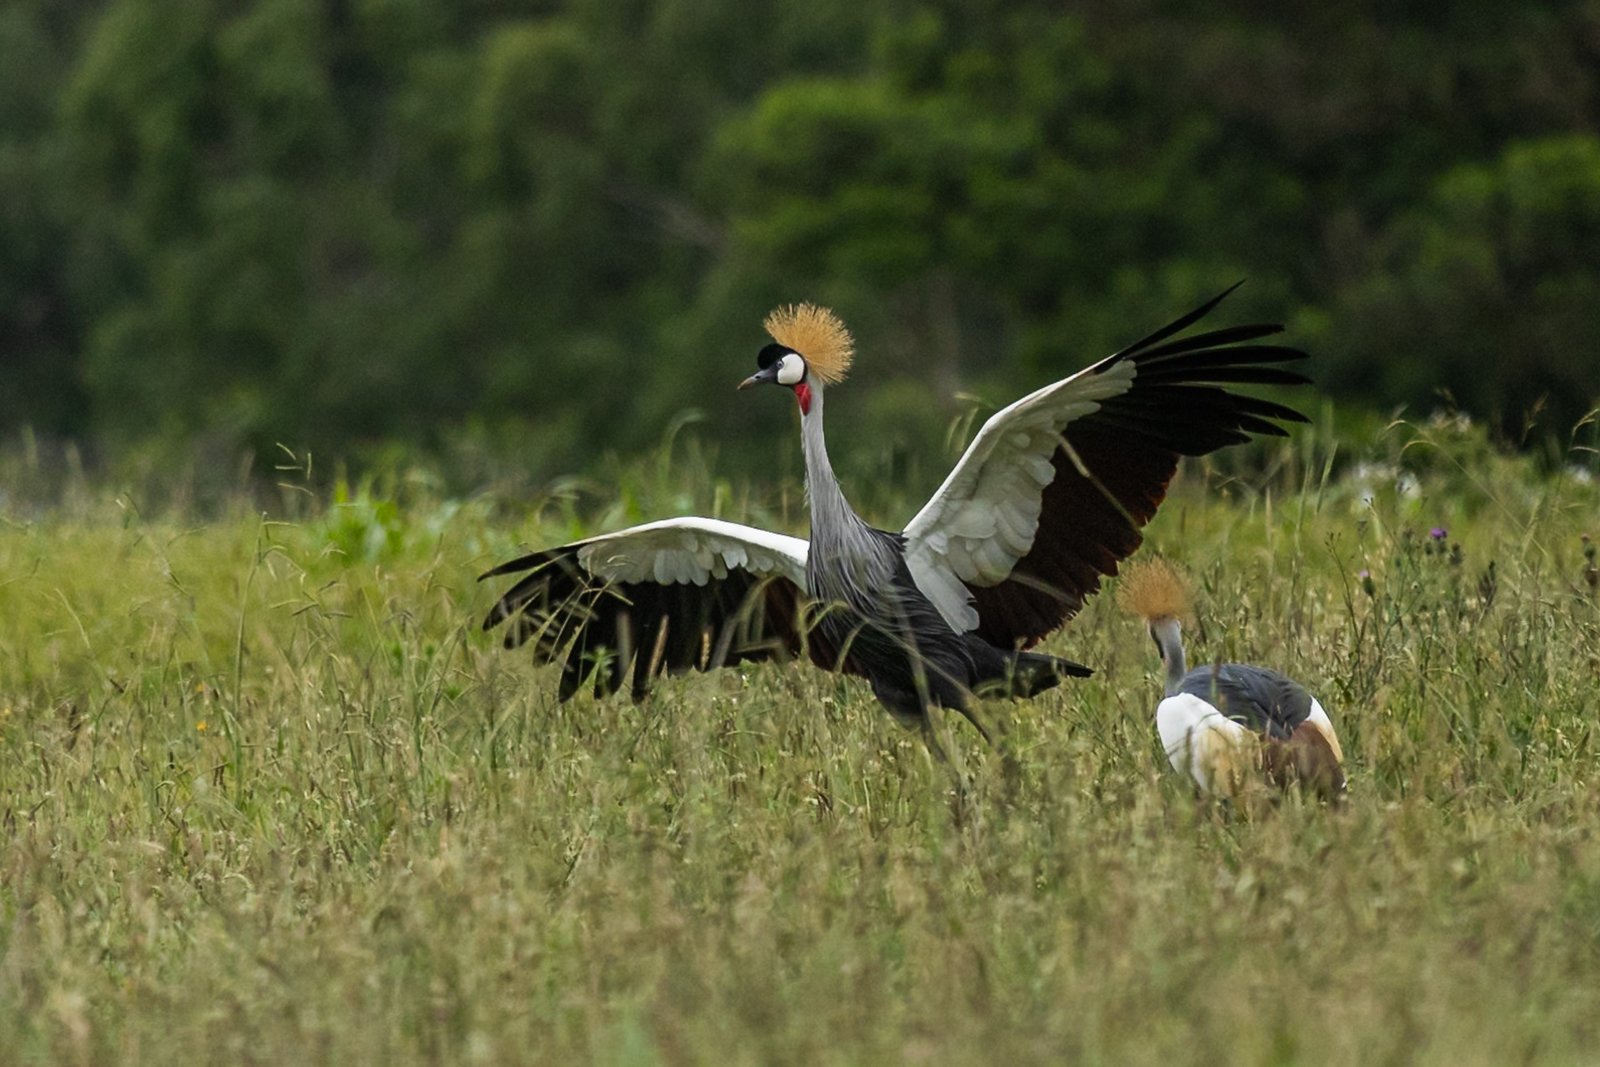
[[1175, 663, 1314, 740], [798, 377, 1086, 733]]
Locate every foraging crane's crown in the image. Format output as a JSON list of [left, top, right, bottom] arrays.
[[763, 303, 854, 385], [1117, 558, 1192, 622]]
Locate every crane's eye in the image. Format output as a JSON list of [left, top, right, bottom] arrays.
[[776, 353, 806, 386]]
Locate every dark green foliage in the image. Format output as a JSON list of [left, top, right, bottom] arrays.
[[1, 0, 1597, 474], [1322, 135, 1600, 436]]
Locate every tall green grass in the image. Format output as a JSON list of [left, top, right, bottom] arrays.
[[1, 414, 1598, 1064]]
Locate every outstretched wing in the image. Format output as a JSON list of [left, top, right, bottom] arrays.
[[481, 517, 822, 700], [903, 286, 1308, 647]]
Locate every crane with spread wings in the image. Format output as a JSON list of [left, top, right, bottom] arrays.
[[481, 287, 1307, 743]]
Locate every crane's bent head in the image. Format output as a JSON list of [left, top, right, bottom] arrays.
[[740, 303, 855, 415], [1117, 558, 1192, 624], [1117, 558, 1193, 676]]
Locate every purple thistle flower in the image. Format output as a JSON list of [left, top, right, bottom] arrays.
[[1429, 526, 1448, 541]]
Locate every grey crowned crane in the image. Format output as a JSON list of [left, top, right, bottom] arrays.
[[481, 287, 1309, 743], [1117, 559, 1346, 799]]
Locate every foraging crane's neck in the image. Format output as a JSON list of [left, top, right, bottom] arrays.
[[798, 384, 864, 546], [1152, 617, 1187, 696]]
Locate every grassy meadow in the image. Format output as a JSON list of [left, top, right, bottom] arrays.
[[2, 415, 1599, 1065]]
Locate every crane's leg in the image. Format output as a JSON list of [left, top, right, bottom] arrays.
[[923, 708, 982, 826], [919, 712, 954, 768], [958, 695, 1023, 794], [871, 678, 976, 797], [910, 651, 998, 749], [949, 700, 996, 747]]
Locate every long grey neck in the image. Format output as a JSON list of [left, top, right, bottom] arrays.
[[800, 385, 866, 550], [1152, 618, 1188, 696]]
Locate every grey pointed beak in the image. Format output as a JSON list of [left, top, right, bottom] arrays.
[[738, 365, 780, 391]]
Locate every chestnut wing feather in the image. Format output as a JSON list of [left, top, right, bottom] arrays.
[[905, 286, 1309, 648]]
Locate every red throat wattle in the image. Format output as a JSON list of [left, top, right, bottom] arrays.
[[793, 382, 812, 414]]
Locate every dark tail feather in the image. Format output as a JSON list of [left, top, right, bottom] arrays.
[[1007, 651, 1092, 697]]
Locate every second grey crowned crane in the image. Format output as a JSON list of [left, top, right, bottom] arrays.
[[1118, 558, 1346, 799], [482, 288, 1308, 741]]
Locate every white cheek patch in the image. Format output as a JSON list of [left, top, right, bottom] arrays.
[[776, 353, 805, 386]]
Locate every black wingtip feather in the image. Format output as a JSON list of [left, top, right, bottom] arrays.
[[1140, 343, 1309, 372], [1139, 322, 1286, 359], [1139, 365, 1310, 388], [478, 550, 549, 581], [1110, 281, 1248, 362]]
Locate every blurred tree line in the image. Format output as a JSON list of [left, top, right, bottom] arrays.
[[2, 0, 1598, 483]]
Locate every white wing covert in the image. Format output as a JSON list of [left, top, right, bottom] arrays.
[[903, 286, 1309, 648], [481, 517, 814, 700], [904, 360, 1137, 631]]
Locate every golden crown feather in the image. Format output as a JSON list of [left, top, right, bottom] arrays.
[[764, 303, 854, 385], [1117, 558, 1192, 622]]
